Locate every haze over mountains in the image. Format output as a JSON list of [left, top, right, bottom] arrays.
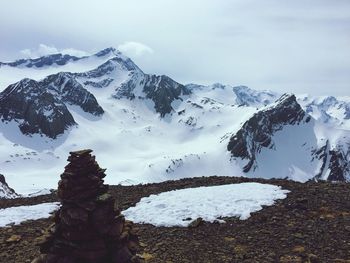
[[0, 48, 349, 197]]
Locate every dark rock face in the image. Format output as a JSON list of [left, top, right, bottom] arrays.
[[227, 94, 311, 172], [0, 54, 81, 68], [312, 142, 330, 180], [116, 73, 191, 117], [143, 75, 191, 117], [0, 79, 76, 139], [312, 141, 350, 182], [0, 174, 18, 199], [42, 72, 104, 116], [0, 72, 104, 138], [114, 72, 142, 100], [327, 150, 350, 181], [33, 150, 140, 263]]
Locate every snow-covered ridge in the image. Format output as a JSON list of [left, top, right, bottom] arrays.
[[0, 47, 117, 69], [299, 95, 350, 128], [0, 202, 60, 227]]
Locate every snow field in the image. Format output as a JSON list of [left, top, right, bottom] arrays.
[[0, 202, 60, 227], [123, 182, 290, 227]]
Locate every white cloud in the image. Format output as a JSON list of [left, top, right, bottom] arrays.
[[117, 41, 154, 57], [20, 44, 90, 58], [1, 0, 349, 95]]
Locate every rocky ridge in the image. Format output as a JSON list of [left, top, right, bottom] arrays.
[[313, 141, 350, 182], [0, 54, 82, 68]]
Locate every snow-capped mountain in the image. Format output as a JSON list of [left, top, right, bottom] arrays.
[[299, 95, 350, 128], [0, 47, 349, 197], [227, 94, 350, 181], [227, 94, 311, 173]]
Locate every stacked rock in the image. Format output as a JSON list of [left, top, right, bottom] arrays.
[[33, 149, 140, 263]]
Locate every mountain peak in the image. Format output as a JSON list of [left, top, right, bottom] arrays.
[[94, 47, 117, 57], [227, 93, 311, 173]]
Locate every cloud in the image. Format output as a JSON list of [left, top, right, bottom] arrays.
[[1, 0, 349, 95], [117, 42, 154, 57], [20, 44, 90, 58]]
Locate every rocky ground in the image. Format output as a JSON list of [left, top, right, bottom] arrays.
[[0, 176, 349, 263]]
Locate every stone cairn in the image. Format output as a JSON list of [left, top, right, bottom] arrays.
[[32, 149, 140, 263]]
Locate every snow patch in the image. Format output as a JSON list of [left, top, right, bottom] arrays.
[[123, 182, 289, 227], [0, 202, 60, 227]]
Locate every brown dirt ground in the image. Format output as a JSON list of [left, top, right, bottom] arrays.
[[0, 176, 349, 263]]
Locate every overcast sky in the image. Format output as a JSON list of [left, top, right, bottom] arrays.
[[0, 0, 349, 95]]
